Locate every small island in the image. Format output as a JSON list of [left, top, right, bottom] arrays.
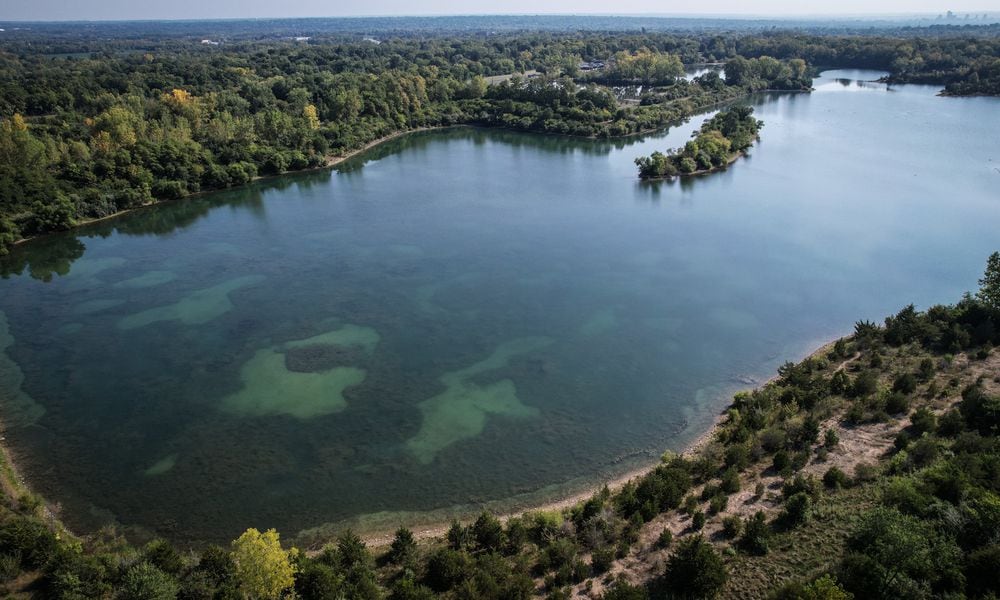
[[635, 106, 763, 180]]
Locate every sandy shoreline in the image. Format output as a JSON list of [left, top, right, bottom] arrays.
[[354, 410, 729, 548], [351, 337, 840, 549]]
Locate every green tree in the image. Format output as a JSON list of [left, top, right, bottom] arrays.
[[230, 528, 297, 600], [658, 535, 727, 599], [118, 562, 180, 600], [978, 251, 1000, 311]]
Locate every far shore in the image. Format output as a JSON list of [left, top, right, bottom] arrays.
[[6, 85, 800, 251]]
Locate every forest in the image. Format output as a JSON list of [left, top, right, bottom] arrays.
[[635, 105, 763, 179], [1, 25, 999, 255]]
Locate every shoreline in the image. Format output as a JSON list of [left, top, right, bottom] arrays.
[[0, 334, 842, 552], [353, 337, 840, 549], [354, 410, 728, 549], [6, 87, 791, 251]]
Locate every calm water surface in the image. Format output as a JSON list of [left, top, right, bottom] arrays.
[[1, 70, 998, 543]]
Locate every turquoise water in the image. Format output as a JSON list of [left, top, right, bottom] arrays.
[[1, 70, 998, 544]]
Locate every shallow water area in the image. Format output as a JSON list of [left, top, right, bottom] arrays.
[[0, 70, 998, 543]]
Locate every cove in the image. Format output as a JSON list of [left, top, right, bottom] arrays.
[[0, 70, 998, 544]]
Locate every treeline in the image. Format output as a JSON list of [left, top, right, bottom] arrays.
[[0, 255, 998, 598], [0, 35, 772, 256], [734, 33, 1000, 94], [1, 29, 998, 255], [635, 106, 763, 179]]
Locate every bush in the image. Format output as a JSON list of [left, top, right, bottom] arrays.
[[424, 548, 472, 592], [721, 516, 742, 539], [708, 494, 728, 515], [591, 546, 615, 574], [721, 467, 741, 494], [909, 408, 936, 436], [739, 511, 771, 555], [655, 529, 673, 549], [781, 492, 812, 527], [144, 539, 184, 575], [823, 467, 849, 489], [965, 544, 1000, 598], [691, 511, 706, 531], [660, 535, 727, 599], [853, 463, 879, 483], [118, 562, 179, 600], [388, 527, 416, 565], [892, 373, 917, 395], [885, 392, 910, 415], [823, 428, 840, 449], [472, 512, 503, 552], [773, 450, 791, 473], [602, 580, 649, 600]]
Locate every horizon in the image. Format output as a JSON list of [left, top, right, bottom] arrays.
[[3, 4, 999, 23]]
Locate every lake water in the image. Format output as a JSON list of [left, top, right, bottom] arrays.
[[1, 70, 998, 544]]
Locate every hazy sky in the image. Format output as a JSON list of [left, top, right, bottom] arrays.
[[2, 0, 997, 22]]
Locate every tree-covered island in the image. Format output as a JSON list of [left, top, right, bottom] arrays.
[[634, 106, 763, 180]]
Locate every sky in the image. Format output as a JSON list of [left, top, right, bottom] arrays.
[[2, 0, 998, 22]]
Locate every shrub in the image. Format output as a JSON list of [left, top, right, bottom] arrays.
[[118, 562, 179, 600], [853, 463, 879, 483], [602, 580, 649, 600], [655, 529, 673, 549], [823, 467, 849, 489], [918, 358, 935, 380], [144, 539, 184, 575], [909, 408, 936, 436], [773, 450, 791, 473], [708, 494, 728, 515], [424, 548, 472, 592], [782, 492, 812, 527], [691, 511, 706, 531], [739, 511, 770, 555], [721, 516, 742, 539], [965, 544, 1000, 598], [388, 527, 416, 565], [823, 428, 840, 449], [885, 392, 910, 415], [892, 373, 917, 395], [660, 535, 727, 599], [591, 546, 615, 574], [472, 512, 503, 552], [721, 467, 741, 494]]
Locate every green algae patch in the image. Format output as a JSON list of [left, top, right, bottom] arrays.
[[0, 311, 45, 427], [222, 348, 366, 419], [118, 275, 264, 330], [222, 324, 379, 419], [286, 324, 380, 355], [407, 336, 552, 464], [113, 270, 177, 289], [144, 453, 178, 476]]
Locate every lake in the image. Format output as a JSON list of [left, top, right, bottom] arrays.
[[1, 70, 998, 544]]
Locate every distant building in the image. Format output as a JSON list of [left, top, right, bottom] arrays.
[[200, 39, 220, 46]]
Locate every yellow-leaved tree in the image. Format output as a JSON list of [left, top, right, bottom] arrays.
[[230, 528, 297, 600]]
